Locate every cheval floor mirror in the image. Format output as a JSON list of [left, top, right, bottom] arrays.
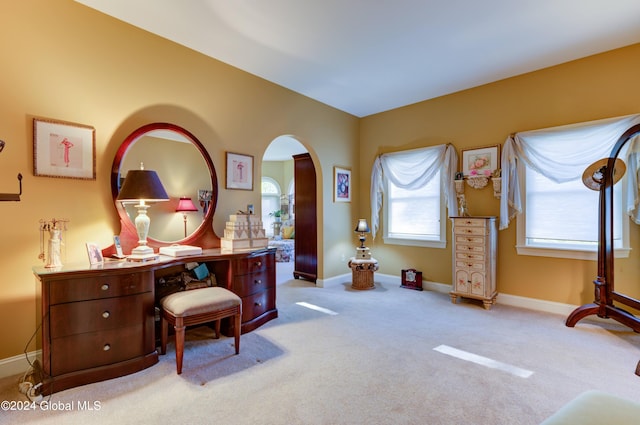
[[566, 123, 640, 375]]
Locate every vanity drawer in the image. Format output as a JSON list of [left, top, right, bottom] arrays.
[[241, 288, 276, 323], [50, 292, 152, 338], [49, 271, 153, 305], [231, 270, 270, 296], [50, 325, 145, 376], [232, 254, 273, 276]]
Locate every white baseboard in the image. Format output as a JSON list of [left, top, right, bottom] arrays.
[[0, 351, 39, 380], [417, 278, 580, 317]]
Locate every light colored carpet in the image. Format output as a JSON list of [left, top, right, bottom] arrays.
[[1, 265, 639, 424]]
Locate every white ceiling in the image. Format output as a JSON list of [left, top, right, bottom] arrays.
[[76, 0, 640, 118]]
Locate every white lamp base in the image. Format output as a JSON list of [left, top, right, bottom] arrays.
[[127, 245, 158, 262]]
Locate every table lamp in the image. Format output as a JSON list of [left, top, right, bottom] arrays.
[[117, 164, 169, 259], [354, 218, 372, 259], [176, 197, 198, 238]]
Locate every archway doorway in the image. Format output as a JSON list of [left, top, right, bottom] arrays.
[[262, 136, 317, 282]]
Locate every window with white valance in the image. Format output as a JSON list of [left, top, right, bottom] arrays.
[[499, 113, 640, 259], [370, 144, 458, 246]]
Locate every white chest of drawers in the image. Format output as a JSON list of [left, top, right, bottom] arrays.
[[450, 216, 497, 309]]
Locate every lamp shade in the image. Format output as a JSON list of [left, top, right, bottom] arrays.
[[354, 219, 370, 233], [176, 197, 198, 212], [117, 169, 169, 202], [354, 218, 371, 233]]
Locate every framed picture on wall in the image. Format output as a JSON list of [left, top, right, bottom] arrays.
[[33, 118, 96, 180], [461, 145, 500, 177], [334, 166, 351, 202], [225, 152, 254, 190]]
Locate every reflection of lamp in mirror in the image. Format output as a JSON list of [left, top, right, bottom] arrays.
[[117, 164, 169, 260], [354, 218, 372, 260], [176, 197, 198, 238]]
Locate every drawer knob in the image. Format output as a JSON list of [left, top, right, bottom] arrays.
[[254, 302, 262, 307], [254, 261, 262, 267], [102, 311, 110, 319], [103, 344, 111, 351], [254, 279, 262, 285], [101, 284, 109, 291]]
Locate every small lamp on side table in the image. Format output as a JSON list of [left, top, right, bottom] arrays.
[[354, 218, 371, 259], [349, 218, 378, 290]]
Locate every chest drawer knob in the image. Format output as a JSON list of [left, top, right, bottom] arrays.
[[254, 302, 262, 307], [102, 311, 110, 319], [254, 279, 262, 285], [254, 261, 262, 267], [103, 344, 111, 351], [101, 283, 110, 291]]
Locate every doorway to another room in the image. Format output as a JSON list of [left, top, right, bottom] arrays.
[[262, 135, 316, 283]]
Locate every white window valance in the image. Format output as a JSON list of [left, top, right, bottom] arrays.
[[499, 113, 640, 230], [370, 144, 458, 239]]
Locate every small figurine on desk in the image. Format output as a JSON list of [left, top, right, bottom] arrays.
[[39, 218, 69, 268], [458, 194, 470, 217]]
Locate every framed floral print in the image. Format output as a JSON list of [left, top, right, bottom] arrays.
[[461, 145, 500, 178]]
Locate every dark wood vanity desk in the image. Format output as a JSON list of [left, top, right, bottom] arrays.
[[34, 247, 277, 395]]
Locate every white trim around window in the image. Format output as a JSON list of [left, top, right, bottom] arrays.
[[382, 171, 447, 249]]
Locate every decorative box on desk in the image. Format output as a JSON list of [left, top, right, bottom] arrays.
[[159, 245, 203, 257], [221, 213, 268, 250]]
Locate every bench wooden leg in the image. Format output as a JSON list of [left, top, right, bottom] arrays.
[[174, 317, 185, 375], [161, 316, 168, 355], [234, 306, 241, 355], [213, 319, 221, 339]]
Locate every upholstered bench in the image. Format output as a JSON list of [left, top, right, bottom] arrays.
[[160, 287, 242, 374], [540, 390, 640, 424]]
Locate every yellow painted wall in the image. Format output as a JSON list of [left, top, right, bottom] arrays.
[[360, 43, 640, 307], [1, 0, 639, 364], [0, 0, 358, 360]]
